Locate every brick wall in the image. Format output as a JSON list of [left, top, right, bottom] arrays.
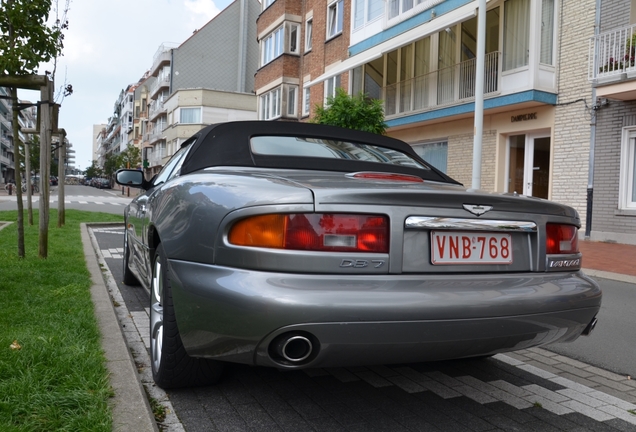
[[552, 0, 596, 229], [600, 0, 630, 33], [447, 131, 496, 190]]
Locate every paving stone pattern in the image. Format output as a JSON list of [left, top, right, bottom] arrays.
[[93, 228, 636, 432]]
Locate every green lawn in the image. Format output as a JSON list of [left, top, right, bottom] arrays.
[[0, 210, 123, 431]]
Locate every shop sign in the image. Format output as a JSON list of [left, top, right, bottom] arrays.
[[511, 112, 537, 122]]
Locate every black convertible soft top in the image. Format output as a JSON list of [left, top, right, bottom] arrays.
[[179, 121, 460, 184]]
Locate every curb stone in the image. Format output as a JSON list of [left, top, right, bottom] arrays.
[[82, 223, 162, 432]]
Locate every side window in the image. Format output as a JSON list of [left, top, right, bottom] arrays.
[[152, 143, 192, 186]]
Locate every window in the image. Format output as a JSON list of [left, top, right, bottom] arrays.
[[327, 0, 344, 39], [305, 19, 313, 51], [261, 22, 300, 66], [303, 87, 310, 116], [325, 75, 342, 102], [540, 0, 555, 65], [353, 0, 383, 29], [180, 107, 201, 124], [287, 87, 297, 117], [412, 141, 448, 173], [262, 27, 284, 65], [260, 85, 299, 120], [260, 88, 282, 120], [263, 0, 275, 9], [620, 129, 636, 210], [503, 0, 530, 71]]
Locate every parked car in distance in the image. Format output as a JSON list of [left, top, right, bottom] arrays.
[[115, 121, 601, 389]]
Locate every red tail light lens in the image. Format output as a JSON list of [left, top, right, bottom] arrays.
[[546, 224, 579, 254], [229, 213, 389, 253]]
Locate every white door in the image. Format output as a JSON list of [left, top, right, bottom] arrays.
[[507, 133, 551, 198]]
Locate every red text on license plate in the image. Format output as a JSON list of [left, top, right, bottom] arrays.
[[431, 231, 513, 264]]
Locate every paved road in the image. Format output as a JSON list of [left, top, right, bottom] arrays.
[[92, 226, 636, 432], [546, 277, 636, 377], [0, 184, 131, 215]]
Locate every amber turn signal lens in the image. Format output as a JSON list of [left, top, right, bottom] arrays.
[[228, 214, 287, 248]]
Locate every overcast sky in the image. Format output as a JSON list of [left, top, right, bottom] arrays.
[[19, 0, 234, 172]]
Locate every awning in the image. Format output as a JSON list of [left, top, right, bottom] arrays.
[[304, 1, 478, 89]]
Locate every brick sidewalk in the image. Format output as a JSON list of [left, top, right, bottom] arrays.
[[579, 240, 636, 277]]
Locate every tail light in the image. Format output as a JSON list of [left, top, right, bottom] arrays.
[[229, 213, 389, 253], [546, 224, 579, 254]]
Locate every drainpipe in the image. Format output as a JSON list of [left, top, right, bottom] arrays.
[[585, 0, 601, 238], [471, 0, 487, 189], [237, 0, 248, 93]]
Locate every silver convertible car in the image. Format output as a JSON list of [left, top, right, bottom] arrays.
[[115, 121, 601, 389]]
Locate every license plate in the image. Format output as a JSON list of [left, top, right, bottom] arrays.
[[431, 231, 513, 265]]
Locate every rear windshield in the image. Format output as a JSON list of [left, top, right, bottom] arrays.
[[251, 136, 430, 170]]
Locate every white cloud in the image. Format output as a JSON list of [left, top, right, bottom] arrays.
[[19, 0, 231, 170]]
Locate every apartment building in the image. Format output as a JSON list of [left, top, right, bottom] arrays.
[[140, 0, 260, 177], [587, 0, 636, 245], [255, 0, 597, 237], [0, 87, 13, 183]]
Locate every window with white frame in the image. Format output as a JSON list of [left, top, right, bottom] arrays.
[[261, 22, 301, 66], [305, 18, 313, 51], [620, 129, 636, 210], [263, 0, 275, 10], [503, 0, 530, 71], [540, 0, 555, 65], [260, 87, 281, 120], [354, 0, 383, 29], [287, 86, 297, 117], [179, 107, 201, 124], [412, 141, 448, 173], [327, 0, 344, 39], [303, 87, 311, 116], [260, 85, 299, 120], [324, 75, 342, 103]]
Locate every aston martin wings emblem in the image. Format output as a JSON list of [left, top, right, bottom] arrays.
[[463, 204, 493, 216]]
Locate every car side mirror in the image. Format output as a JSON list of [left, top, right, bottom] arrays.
[[115, 169, 149, 190]]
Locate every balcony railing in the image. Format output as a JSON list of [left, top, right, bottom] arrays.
[[150, 75, 170, 99], [384, 51, 501, 117], [148, 148, 166, 167], [589, 24, 636, 80], [149, 101, 166, 120]]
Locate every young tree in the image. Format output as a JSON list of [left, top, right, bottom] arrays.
[[0, 0, 68, 257], [118, 144, 142, 169], [84, 160, 103, 180], [312, 88, 388, 135]]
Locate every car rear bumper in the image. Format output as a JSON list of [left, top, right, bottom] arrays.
[[168, 260, 601, 368]]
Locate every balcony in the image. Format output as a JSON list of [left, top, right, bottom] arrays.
[[589, 25, 636, 100], [150, 75, 170, 100], [384, 51, 500, 117], [150, 43, 177, 76], [147, 148, 166, 167], [1, 153, 13, 167], [148, 101, 166, 121]]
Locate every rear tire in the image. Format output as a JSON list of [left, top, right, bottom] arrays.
[[150, 243, 224, 389], [122, 229, 139, 286]]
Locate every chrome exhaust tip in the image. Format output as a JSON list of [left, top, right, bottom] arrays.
[[269, 332, 318, 365], [581, 317, 598, 336]]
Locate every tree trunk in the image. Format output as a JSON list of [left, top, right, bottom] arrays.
[[38, 81, 53, 259], [10, 88, 25, 257]]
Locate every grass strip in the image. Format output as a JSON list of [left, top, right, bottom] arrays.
[[0, 209, 123, 431]]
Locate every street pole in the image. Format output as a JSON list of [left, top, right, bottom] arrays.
[[471, 0, 487, 190]]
